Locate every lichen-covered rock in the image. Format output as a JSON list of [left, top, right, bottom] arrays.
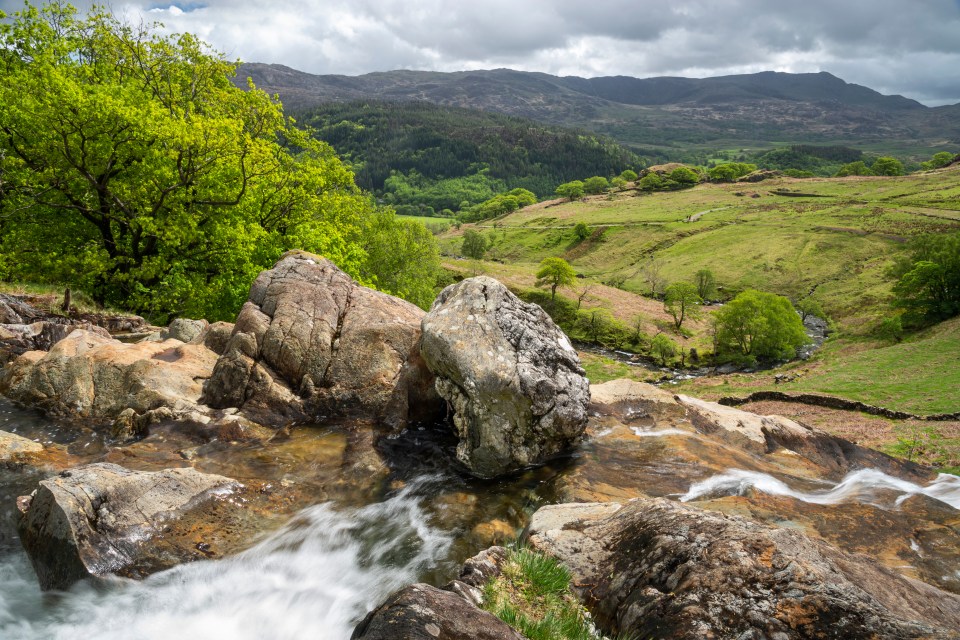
[[0, 330, 218, 423], [0, 321, 111, 367], [0, 430, 43, 466], [203, 251, 439, 429], [420, 276, 589, 478], [351, 583, 524, 640], [17, 462, 241, 590], [527, 498, 960, 639]]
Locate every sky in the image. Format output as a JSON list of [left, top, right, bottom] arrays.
[[3, 0, 959, 105]]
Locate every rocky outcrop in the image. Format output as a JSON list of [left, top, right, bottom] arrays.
[[17, 462, 241, 590], [527, 498, 960, 639], [420, 277, 590, 478], [0, 430, 43, 466], [203, 252, 439, 429], [0, 330, 218, 424]]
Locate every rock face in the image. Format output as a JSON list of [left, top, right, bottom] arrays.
[[0, 430, 43, 466], [420, 277, 589, 478], [0, 330, 218, 423], [17, 462, 240, 590], [203, 252, 438, 428], [527, 498, 960, 639]]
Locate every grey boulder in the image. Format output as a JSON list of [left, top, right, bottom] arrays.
[[420, 276, 589, 478]]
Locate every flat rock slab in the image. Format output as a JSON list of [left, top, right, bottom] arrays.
[[421, 276, 589, 478], [0, 429, 43, 464], [18, 462, 241, 590], [528, 498, 960, 639]]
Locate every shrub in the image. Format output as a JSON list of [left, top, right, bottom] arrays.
[[713, 290, 809, 362]]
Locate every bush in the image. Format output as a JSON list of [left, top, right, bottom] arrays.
[[713, 290, 809, 362], [573, 222, 591, 241], [582, 176, 610, 194]]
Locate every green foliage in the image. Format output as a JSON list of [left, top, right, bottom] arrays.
[[876, 314, 904, 343], [651, 333, 678, 365], [756, 145, 862, 176], [582, 176, 610, 194], [871, 156, 905, 176], [619, 169, 638, 182], [0, 3, 439, 320], [920, 151, 956, 171], [461, 229, 489, 259], [556, 180, 585, 201], [536, 257, 576, 300], [835, 161, 874, 177], [383, 169, 503, 213], [796, 296, 825, 321], [460, 188, 536, 223], [669, 166, 701, 186], [890, 232, 960, 325], [694, 269, 717, 301], [573, 222, 592, 241], [664, 282, 702, 330], [712, 290, 809, 362], [638, 173, 664, 191], [360, 211, 441, 309], [707, 162, 757, 182]]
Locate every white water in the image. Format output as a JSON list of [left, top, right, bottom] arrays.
[[631, 427, 690, 437], [0, 478, 452, 640], [680, 468, 960, 510]]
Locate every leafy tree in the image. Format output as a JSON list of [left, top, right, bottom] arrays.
[[835, 161, 874, 177], [871, 156, 905, 176], [707, 163, 757, 182], [461, 229, 488, 259], [574, 222, 592, 241], [610, 176, 627, 191], [796, 297, 825, 322], [638, 173, 664, 191], [556, 180, 585, 201], [583, 176, 610, 194], [712, 290, 808, 362], [890, 232, 960, 324], [619, 169, 638, 182], [694, 269, 717, 301], [578, 307, 611, 343], [651, 333, 677, 366], [0, 3, 437, 320], [536, 257, 576, 301], [641, 255, 667, 297], [669, 166, 700, 187], [920, 151, 956, 171], [663, 282, 702, 330]]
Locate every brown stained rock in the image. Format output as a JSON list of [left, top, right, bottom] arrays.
[[528, 498, 960, 639], [421, 276, 590, 478], [0, 430, 43, 466], [18, 462, 242, 590], [203, 251, 440, 429], [0, 330, 219, 424], [350, 583, 524, 640]]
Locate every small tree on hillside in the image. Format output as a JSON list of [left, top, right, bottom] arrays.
[[651, 333, 677, 366], [638, 173, 664, 191], [871, 156, 905, 176], [712, 290, 809, 362], [663, 282, 702, 331], [536, 257, 577, 301], [669, 166, 700, 187], [461, 229, 488, 259], [556, 181, 585, 201], [835, 161, 874, 177], [694, 269, 717, 301], [920, 152, 956, 170], [620, 169, 638, 182], [583, 176, 610, 194], [641, 255, 667, 297], [574, 222, 591, 241]]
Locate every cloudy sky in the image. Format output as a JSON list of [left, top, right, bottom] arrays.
[[3, 0, 960, 105]]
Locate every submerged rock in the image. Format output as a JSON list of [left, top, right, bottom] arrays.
[[203, 251, 439, 429], [421, 276, 589, 478], [17, 462, 241, 590], [527, 498, 960, 639]]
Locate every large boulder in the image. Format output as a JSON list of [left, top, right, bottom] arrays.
[[0, 430, 43, 467], [203, 251, 438, 429], [420, 277, 589, 478], [527, 498, 960, 639], [0, 329, 218, 423], [17, 462, 241, 590]]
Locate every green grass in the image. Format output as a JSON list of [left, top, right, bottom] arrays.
[[0, 282, 122, 316], [482, 546, 605, 640]]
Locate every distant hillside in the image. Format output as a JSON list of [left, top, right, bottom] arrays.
[[299, 101, 639, 213], [238, 65, 960, 157]]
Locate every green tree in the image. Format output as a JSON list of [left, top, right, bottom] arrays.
[[583, 176, 610, 194], [536, 257, 576, 301], [0, 3, 437, 320], [638, 173, 664, 191], [573, 222, 592, 241], [619, 169, 638, 182], [796, 296, 825, 322], [871, 156, 905, 176], [835, 161, 874, 177], [651, 333, 677, 366], [663, 282, 702, 330], [555, 180, 585, 201], [920, 152, 955, 170], [712, 290, 808, 362], [707, 162, 757, 182], [669, 166, 700, 187], [461, 229, 488, 259], [890, 232, 960, 324], [694, 269, 717, 301]]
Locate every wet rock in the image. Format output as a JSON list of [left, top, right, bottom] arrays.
[[0, 330, 218, 424], [17, 462, 241, 590], [527, 498, 960, 639], [421, 276, 589, 478], [590, 379, 685, 422], [0, 430, 43, 466], [351, 583, 523, 640], [203, 251, 439, 429]]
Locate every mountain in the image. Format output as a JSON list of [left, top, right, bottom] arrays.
[[237, 65, 959, 156]]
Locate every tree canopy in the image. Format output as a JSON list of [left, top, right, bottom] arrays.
[[0, 3, 439, 320], [663, 282, 702, 330], [712, 290, 808, 362], [536, 257, 576, 301], [890, 232, 960, 325], [556, 181, 585, 201]]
